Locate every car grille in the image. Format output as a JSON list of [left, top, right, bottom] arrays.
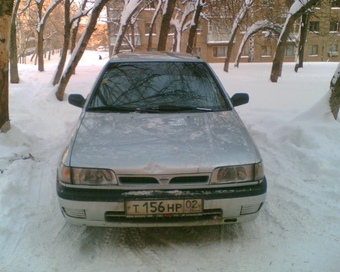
[[119, 177, 159, 184], [105, 209, 223, 224], [118, 175, 210, 185]]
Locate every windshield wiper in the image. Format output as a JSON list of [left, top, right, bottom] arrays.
[[156, 104, 213, 112], [87, 105, 214, 113], [87, 106, 138, 112]]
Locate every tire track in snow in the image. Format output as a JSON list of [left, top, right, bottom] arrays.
[[114, 228, 175, 271]]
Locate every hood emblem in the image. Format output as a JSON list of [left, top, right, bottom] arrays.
[[158, 177, 170, 184]]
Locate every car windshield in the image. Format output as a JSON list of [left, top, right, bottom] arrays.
[[87, 61, 230, 112]]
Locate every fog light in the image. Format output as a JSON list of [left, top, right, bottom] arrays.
[[240, 203, 263, 215], [63, 208, 86, 219]]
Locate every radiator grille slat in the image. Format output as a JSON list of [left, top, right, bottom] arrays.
[[118, 175, 210, 185]]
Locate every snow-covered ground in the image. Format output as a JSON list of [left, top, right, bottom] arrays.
[[0, 51, 339, 271]]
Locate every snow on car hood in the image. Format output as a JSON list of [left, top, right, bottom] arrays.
[[68, 111, 261, 174]]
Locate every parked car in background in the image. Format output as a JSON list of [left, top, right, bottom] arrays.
[[56, 52, 267, 227]]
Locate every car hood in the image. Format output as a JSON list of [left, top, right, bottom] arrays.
[[68, 111, 261, 175]]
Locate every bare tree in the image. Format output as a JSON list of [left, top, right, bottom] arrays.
[[270, 0, 319, 82], [223, 0, 255, 72], [35, 0, 61, 72], [170, 0, 195, 52], [10, 0, 21, 84], [0, 0, 14, 133], [55, 0, 110, 101], [71, 0, 88, 54], [16, 0, 35, 65], [112, 0, 143, 55], [53, 0, 91, 86], [157, 0, 177, 51]]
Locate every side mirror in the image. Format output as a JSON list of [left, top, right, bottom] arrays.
[[230, 93, 249, 107], [68, 94, 86, 108]]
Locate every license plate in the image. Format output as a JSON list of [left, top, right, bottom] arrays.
[[125, 199, 202, 216]]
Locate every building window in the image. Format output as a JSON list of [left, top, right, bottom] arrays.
[[208, 21, 214, 32], [145, 23, 156, 35], [261, 46, 271, 56], [330, 21, 339, 32], [284, 44, 295, 57], [262, 0, 274, 5], [213, 46, 227, 58], [309, 21, 320, 32], [197, 22, 202, 34], [328, 44, 339, 56], [329, 44, 338, 52], [308, 45, 318, 56], [241, 46, 250, 56]]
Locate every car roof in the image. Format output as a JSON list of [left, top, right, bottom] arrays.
[[109, 51, 203, 63]]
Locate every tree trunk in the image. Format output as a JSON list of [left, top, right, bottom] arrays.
[[295, 12, 310, 73], [55, 0, 109, 101], [36, 2, 44, 72], [53, 0, 71, 86], [10, 0, 20, 84], [157, 0, 177, 51], [0, 1, 13, 132], [172, 28, 178, 52], [186, 1, 203, 54], [271, 17, 300, 82], [223, 32, 237, 72], [70, 25, 78, 54], [330, 63, 340, 120]]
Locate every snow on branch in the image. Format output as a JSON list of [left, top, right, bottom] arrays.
[[37, 0, 62, 32], [189, 0, 206, 26], [230, 0, 255, 35], [18, 0, 33, 15], [113, 0, 143, 55], [234, 20, 281, 67], [170, 0, 196, 52], [279, 0, 316, 44]]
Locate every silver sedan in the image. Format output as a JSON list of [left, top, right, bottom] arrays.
[[56, 52, 267, 227]]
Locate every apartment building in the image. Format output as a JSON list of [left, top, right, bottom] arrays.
[[106, 0, 340, 63]]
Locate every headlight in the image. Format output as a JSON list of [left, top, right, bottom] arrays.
[[58, 164, 117, 185], [211, 162, 264, 184]]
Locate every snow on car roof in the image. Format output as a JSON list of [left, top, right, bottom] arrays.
[[110, 51, 202, 62]]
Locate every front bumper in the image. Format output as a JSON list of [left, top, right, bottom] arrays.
[[56, 178, 267, 227]]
